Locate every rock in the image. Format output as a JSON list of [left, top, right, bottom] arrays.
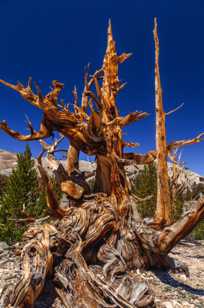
[[0, 241, 9, 251], [162, 301, 182, 308]]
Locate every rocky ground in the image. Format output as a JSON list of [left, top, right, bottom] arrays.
[[0, 239, 203, 307], [142, 240, 204, 308]]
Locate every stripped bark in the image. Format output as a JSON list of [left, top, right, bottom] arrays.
[[153, 19, 204, 227], [153, 18, 172, 226]]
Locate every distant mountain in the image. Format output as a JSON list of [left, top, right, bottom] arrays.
[[0, 149, 203, 190], [0, 149, 17, 175], [0, 149, 96, 177]]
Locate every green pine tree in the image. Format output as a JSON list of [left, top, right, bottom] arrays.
[[0, 145, 47, 243], [132, 162, 157, 218], [191, 219, 204, 240], [0, 174, 8, 197], [132, 162, 185, 221], [188, 183, 204, 239]]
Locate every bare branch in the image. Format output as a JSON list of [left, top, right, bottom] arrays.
[[117, 81, 127, 92], [166, 103, 184, 116], [72, 85, 78, 108], [25, 114, 35, 135], [93, 75, 102, 99], [132, 193, 153, 202], [81, 67, 103, 111], [156, 197, 204, 253], [85, 90, 102, 109], [119, 111, 149, 127], [27, 76, 32, 89], [123, 151, 157, 164], [34, 81, 44, 102], [45, 80, 64, 106], [39, 135, 64, 156], [0, 116, 52, 141], [0, 78, 41, 108], [122, 141, 140, 148], [107, 111, 149, 127], [167, 132, 204, 151], [117, 52, 132, 64]]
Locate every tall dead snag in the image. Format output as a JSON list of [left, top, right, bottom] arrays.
[[153, 18, 172, 226], [1, 20, 204, 308], [153, 18, 204, 227]]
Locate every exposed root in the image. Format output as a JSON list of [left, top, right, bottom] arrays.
[[1, 194, 203, 307], [1, 224, 57, 307]]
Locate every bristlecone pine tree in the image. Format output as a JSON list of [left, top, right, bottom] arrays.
[[0, 19, 204, 307]]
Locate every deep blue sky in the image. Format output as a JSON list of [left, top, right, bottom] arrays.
[[0, 0, 204, 174]]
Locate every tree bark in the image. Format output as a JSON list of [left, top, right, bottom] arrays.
[[67, 145, 79, 176], [154, 18, 172, 226], [94, 154, 112, 194]]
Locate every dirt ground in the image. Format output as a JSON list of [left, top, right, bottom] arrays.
[[140, 240, 204, 307], [1, 239, 203, 307], [34, 239, 204, 308]]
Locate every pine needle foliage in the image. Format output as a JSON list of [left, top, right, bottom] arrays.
[[132, 162, 185, 220], [0, 145, 47, 243], [0, 174, 8, 197], [132, 162, 157, 218], [132, 162, 204, 239]]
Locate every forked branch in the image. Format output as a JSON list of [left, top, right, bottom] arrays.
[[0, 116, 52, 141]]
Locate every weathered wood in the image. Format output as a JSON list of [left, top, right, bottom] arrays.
[[153, 18, 204, 227], [0, 224, 57, 307], [61, 180, 84, 200], [66, 145, 79, 176], [153, 18, 172, 226]]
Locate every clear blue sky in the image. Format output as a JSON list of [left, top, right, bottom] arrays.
[[0, 0, 204, 174]]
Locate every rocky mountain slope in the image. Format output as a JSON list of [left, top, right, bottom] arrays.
[[0, 149, 17, 175], [0, 149, 203, 189]]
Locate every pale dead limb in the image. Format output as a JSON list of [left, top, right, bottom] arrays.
[[165, 102, 184, 116], [156, 197, 204, 253], [39, 135, 64, 156], [153, 17, 172, 225], [131, 193, 153, 203], [167, 132, 204, 151]]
